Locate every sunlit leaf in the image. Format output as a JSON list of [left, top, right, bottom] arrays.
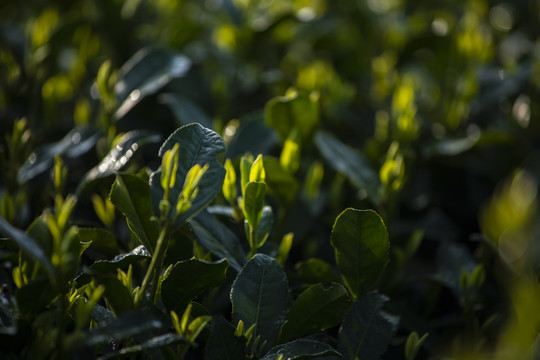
[[115, 47, 191, 119]]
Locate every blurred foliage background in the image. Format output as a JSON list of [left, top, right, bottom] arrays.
[[2, 0, 540, 358]]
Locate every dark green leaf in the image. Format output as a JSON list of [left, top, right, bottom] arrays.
[[16, 278, 56, 314], [110, 174, 159, 253], [435, 241, 477, 298], [295, 258, 342, 284], [263, 157, 299, 206], [338, 291, 398, 360], [204, 316, 246, 360], [231, 254, 288, 352], [77, 131, 161, 196], [158, 93, 213, 129], [76, 227, 117, 258], [161, 258, 229, 314], [17, 127, 100, 183], [190, 210, 246, 272], [115, 47, 191, 119], [330, 208, 389, 298], [150, 123, 226, 228], [261, 339, 341, 360], [279, 283, 352, 343], [0, 217, 55, 279], [226, 111, 278, 158], [76, 310, 164, 348], [99, 333, 190, 360], [76, 245, 150, 286], [315, 131, 381, 206], [243, 181, 266, 229], [96, 276, 134, 316]]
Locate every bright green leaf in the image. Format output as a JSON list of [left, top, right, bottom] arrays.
[[242, 181, 266, 229]]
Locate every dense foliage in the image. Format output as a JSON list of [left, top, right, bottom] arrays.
[[1, 0, 540, 359]]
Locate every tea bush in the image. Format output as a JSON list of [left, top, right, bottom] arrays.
[[1, 0, 540, 359]]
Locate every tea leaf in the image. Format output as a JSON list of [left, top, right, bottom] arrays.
[[161, 258, 229, 314], [261, 339, 341, 360], [331, 208, 389, 298], [17, 127, 101, 184], [231, 254, 288, 353], [0, 217, 55, 279], [190, 210, 246, 272], [315, 131, 381, 206], [150, 123, 226, 228], [115, 47, 191, 119], [77, 130, 161, 196], [338, 291, 398, 360], [279, 282, 352, 343], [242, 181, 266, 229], [110, 174, 159, 253], [204, 316, 246, 360]]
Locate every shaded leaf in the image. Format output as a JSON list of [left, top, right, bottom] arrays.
[[158, 93, 213, 129], [231, 254, 288, 352], [204, 316, 246, 360], [262, 339, 341, 360], [315, 131, 381, 206], [76, 245, 150, 286], [76, 310, 164, 348], [330, 208, 389, 298], [110, 174, 159, 253], [295, 258, 342, 284], [161, 258, 229, 314], [18, 127, 100, 183], [115, 47, 191, 119], [99, 333, 190, 360], [16, 278, 56, 314], [338, 291, 398, 360], [279, 283, 352, 343], [150, 123, 226, 228], [96, 276, 134, 316], [190, 210, 246, 272], [77, 227, 117, 258], [0, 217, 55, 279], [77, 131, 161, 196]]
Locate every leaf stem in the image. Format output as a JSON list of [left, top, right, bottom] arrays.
[[135, 224, 171, 306]]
